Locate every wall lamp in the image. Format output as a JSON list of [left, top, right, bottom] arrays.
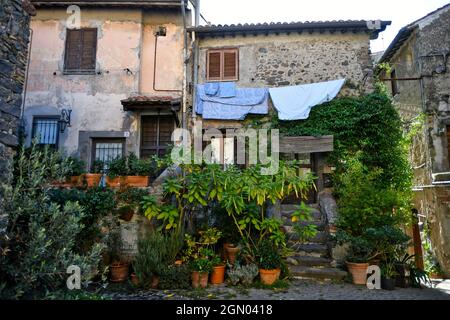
[[59, 109, 72, 133]]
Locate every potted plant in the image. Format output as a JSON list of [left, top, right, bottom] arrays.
[[227, 262, 259, 286], [106, 156, 128, 187], [256, 240, 282, 285], [394, 253, 414, 288], [224, 243, 240, 265], [65, 156, 86, 187], [108, 229, 130, 283], [107, 154, 151, 188], [340, 233, 373, 285], [210, 254, 226, 285], [84, 160, 104, 187], [381, 261, 398, 290], [190, 254, 213, 289], [115, 187, 148, 222]]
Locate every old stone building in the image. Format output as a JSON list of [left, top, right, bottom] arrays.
[[380, 4, 450, 276], [24, 0, 188, 169], [0, 0, 35, 182]]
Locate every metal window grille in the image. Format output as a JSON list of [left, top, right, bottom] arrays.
[[32, 117, 59, 147], [93, 140, 124, 169]]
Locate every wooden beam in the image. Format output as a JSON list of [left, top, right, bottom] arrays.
[[279, 136, 334, 154]]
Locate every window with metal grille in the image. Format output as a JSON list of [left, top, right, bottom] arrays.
[[206, 48, 239, 81], [91, 139, 125, 170], [32, 117, 59, 148], [141, 115, 175, 158], [64, 28, 98, 74]]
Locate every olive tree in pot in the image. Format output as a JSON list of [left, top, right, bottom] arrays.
[[107, 228, 130, 283]]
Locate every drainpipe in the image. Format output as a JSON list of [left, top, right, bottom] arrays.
[[181, 0, 188, 134], [191, 0, 200, 122]]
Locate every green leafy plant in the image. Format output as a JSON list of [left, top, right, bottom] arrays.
[[227, 262, 259, 286], [255, 240, 282, 270], [141, 195, 179, 231], [91, 160, 105, 174], [158, 264, 191, 290], [0, 142, 104, 299], [66, 156, 86, 177], [133, 231, 183, 287]]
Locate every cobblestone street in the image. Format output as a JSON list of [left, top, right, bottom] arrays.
[[105, 279, 450, 301]]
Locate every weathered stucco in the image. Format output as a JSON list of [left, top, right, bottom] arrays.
[[385, 5, 450, 276], [24, 7, 184, 162]]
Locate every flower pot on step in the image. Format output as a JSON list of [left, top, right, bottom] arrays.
[[110, 262, 129, 282], [346, 262, 369, 285], [381, 277, 396, 290], [199, 272, 209, 288], [259, 268, 280, 285], [151, 276, 159, 289], [130, 273, 139, 286], [191, 271, 200, 289], [225, 245, 239, 265], [210, 265, 226, 285], [125, 176, 149, 187], [84, 174, 102, 187]]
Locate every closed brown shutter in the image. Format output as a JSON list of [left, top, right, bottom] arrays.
[[141, 115, 175, 158], [64, 28, 97, 73], [80, 29, 97, 71], [223, 50, 238, 80], [206, 48, 238, 81], [65, 29, 82, 70], [207, 51, 221, 80]]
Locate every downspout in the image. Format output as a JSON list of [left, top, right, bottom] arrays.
[[181, 0, 188, 134], [191, 0, 200, 122]]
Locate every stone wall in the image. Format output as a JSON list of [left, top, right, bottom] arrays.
[[0, 0, 34, 183], [197, 33, 374, 96], [387, 5, 450, 276]]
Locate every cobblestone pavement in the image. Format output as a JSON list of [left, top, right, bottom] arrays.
[[105, 279, 450, 300]]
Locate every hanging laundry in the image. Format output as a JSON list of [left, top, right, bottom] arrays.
[[269, 79, 346, 121], [196, 83, 268, 120]]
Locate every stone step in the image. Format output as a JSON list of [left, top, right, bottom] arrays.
[[284, 230, 329, 244], [287, 256, 333, 268], [290, 266, 347, 281], [287, 242, 329, 257], [281, 208, 322, 221], [282, 217, 326, 230]]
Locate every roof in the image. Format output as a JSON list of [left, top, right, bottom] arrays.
[[121, 95, 181, 111], [31, 0, 184, 8], [188, 20, 391, 40], [380, 3, 450, 63]]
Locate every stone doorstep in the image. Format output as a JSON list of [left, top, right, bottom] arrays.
[[290, 265, 347, 281], [281, 209, 322, 221], [283, 228, 329, 244], [287, 242, 329, 256], [282, 218, 326, 230]]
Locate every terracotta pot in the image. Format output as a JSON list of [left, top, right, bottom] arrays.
[[191, 271, 200, 289], [259, 268, 280, 285], [151, 276, 159, 289], [110, 262, 129, 282], [118, 206, 135, 222], [84, 174, 102, 187], [199, 272, 209, 288], [210, 265, 226, 285], [346, 262, 369, 285], [175, 260, 183, 266], [106, 176, 123, 188], [70, 176, 81, 186], [222, 243, 230, 261], [125, 176, 149, 187], [130, 273, 139, 286], [225, 245, 240, 265]]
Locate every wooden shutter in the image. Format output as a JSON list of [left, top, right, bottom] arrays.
[[207, 51, 221, 80], [64, 28, 97, 73], [447, 126, 450, 167], [141, 115, 175, 158], [80, 29, 97, 71], [223, 49, 238, 80], [65, 29, 82, 71]]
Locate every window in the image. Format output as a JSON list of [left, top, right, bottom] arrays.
[[32, 117, 59, 148], [391, 69, 399, 96], [64, 28, 97, 74], [206, 48, 239, 81], [447, 125, 450, 167], [91, 138, 125, 169], [141, 115, 175, 158]]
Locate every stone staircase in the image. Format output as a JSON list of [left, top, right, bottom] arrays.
[[281, 204, 347, 281]]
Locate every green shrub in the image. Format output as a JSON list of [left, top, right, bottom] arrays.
[[0, 143, 104, 299], [255, 240, 282, 270], [158, 265, 191, 290], [133, 231, 183, 287], [66, 157, 86, 177]]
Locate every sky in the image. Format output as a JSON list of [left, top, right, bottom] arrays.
[[196, 0, 450, 53]]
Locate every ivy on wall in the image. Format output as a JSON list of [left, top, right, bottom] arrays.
[[271, 93, 412, 192]]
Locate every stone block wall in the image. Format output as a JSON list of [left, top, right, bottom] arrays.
[[0, 0, 34, 183]]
